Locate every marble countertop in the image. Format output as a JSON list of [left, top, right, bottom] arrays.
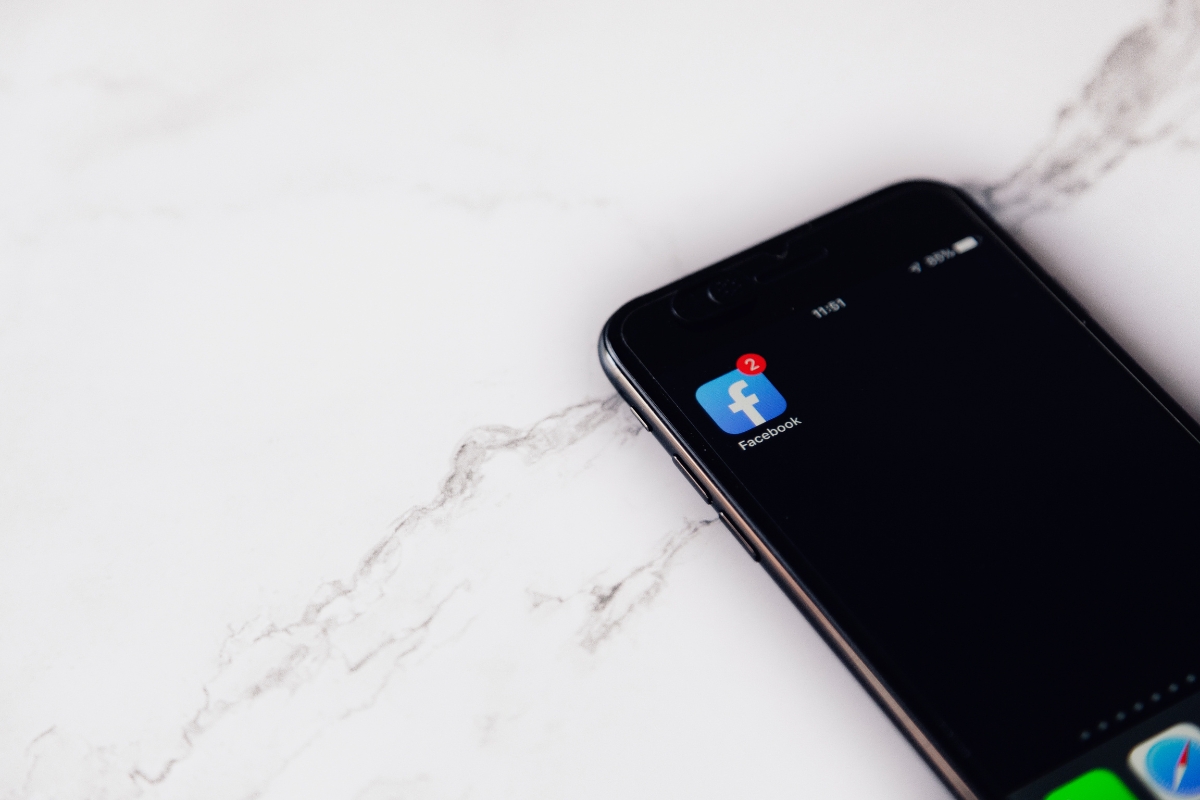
[[4, 1, 1200, 797]]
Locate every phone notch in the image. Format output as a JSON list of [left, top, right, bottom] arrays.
[[670, 272, 756, 323]]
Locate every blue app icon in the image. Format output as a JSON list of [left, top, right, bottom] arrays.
[[695, 370, 787, 434], [1129, 723, 1200, 800]]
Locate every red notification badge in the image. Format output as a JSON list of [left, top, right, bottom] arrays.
[[737, 353, 766, 375]]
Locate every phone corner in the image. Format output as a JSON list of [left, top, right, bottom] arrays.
[[596, 317, 628, 392], [596, 316, 616, 369]]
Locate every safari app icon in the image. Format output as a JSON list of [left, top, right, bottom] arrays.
[[1128, 722, 1200, 799]]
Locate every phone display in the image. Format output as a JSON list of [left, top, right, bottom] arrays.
[[599, 182, 1200, 800]]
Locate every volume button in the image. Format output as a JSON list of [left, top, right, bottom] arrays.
[[719, 511, 759, 561], [629, 405, 652, 431], [672, 455, 711, 503]]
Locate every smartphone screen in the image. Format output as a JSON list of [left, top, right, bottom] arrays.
[[605, 183, 1200, 799]]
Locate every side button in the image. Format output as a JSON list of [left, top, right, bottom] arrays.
[[629, 405, 652, 431], [719, 511, 759, 561], [672, 456, 711, 503]]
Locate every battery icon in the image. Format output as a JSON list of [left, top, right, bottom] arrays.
[[953, 236, 979, 254]]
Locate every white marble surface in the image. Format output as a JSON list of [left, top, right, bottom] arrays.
[[4, 1, 1200, 797]]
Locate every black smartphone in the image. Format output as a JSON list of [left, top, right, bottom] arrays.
[[598, 181, 1200, 800]]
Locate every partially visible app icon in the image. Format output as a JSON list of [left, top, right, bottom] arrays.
[[1044, 769, 1138, 800], [695, 369, 787, 434], [1128, 723, 1200, 799]]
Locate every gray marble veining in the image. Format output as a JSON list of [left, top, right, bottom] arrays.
[[5, 2, 1198, 798], [978, 0, 1200, 221]]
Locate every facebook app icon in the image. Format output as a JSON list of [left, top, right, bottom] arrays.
[[695, 370, 788, 434]]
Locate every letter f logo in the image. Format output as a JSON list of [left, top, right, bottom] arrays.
[[696, 370, 787, 434], [727, 380, 765, 426]]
